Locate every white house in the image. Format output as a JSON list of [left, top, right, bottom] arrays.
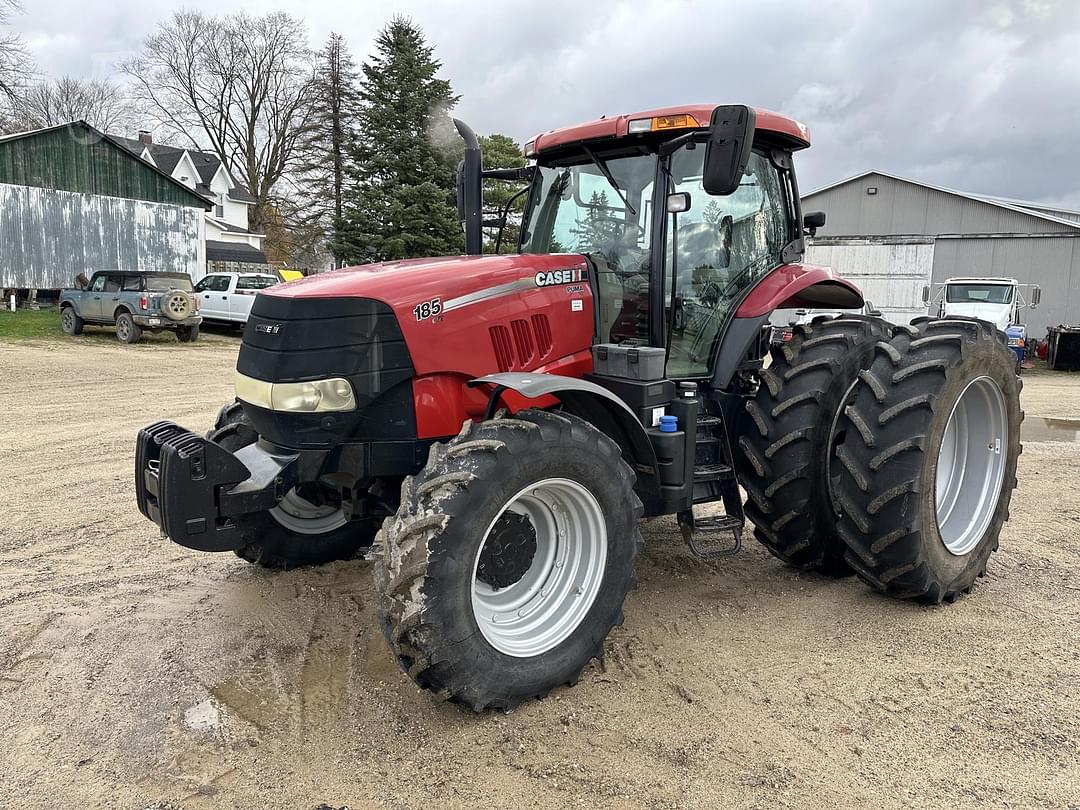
[[112, 131, 269, 270]]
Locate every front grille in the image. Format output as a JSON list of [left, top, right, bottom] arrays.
[[237, 294, 416, 447]]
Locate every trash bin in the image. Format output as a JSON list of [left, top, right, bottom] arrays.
[[1046, 325, 1080, 371]]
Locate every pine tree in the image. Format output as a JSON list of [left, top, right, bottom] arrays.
[[295, 32, 361, 266], [478, 133, 527, 253], [335, 17, 462, 263]]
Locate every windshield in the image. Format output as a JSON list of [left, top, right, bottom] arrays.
[[521, 152, 657, 343], [945, 283, 1013, 304], [145, 275, 193, 292]]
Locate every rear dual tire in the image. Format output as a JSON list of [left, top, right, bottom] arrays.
[[739, 316, 893, 576], [831, 318, 1022, 603]]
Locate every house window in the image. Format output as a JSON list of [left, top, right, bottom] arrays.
[[215, 194, 224, 218]]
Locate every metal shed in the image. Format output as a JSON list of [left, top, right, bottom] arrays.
[[0, 121, 212, 291], [801, 170, 1080, 335]]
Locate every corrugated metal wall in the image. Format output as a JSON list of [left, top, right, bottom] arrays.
[[0, 183, 203, 288], [801, 173, 1080, 334], [0, 125, 208, 209], [804, 174, 1075, 237], [807, 239, 933, 323], [931, 237, 1080, 336]]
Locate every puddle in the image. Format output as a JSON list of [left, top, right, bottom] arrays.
[[1021, 417, 1080, 443]]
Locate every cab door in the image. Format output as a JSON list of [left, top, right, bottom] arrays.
[[229, 275, 277, 322], [195, 275, 231, 319], [84, 274, 108, 320]]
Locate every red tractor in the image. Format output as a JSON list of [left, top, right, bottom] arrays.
[[135, 104, 1022, 711]]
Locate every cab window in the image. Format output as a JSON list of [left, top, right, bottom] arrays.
[[89, 274, 106, 292], [236, 275, 277, 291], [104, 274, 123, 293], [664, 148, 792, 378], [196, 275, 230, 293], [121, 275, 142, 292]]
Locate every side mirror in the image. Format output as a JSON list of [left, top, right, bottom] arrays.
[[921, 285, 931, 304], [703, 105, 756, 196], [666, 192, 691, 213], [1031, 286, 1041, 308], [803, 210, 826, 236], [863, 300, 882, 317]]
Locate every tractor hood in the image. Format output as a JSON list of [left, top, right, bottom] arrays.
[[266, 254, 586, 312], [256, 253, 596, 381]]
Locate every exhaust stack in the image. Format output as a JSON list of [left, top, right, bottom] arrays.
[[454, 118, 483, 256]]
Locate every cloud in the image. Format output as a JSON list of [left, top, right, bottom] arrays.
[[6, 0, 1080, 204]]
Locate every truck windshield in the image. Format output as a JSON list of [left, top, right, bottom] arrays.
[[520, 152, 657, 344], [945, 284, 1013, 304], [145, 276, 193, 292]]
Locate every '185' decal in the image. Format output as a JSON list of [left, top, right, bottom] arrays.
[[413, 298, 442, 321]]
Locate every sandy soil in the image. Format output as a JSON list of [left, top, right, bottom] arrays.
[[0, 339, 1077, 809]]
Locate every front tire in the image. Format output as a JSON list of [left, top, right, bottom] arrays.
[[208, 402, 376, 569], [115, 312, 142, 343], [374, 410, 642, 712], [832, 318, 1022, 603], [739, 315, 892, 576]]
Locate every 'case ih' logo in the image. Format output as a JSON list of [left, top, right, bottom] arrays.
[[256, 323, 283, 335], [534, 267, 586, 287]]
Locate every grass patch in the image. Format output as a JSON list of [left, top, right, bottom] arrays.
[[0, 308, 63, 340], [0, 307, 239, 345]]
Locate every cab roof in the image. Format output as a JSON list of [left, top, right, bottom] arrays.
[[528, 104, 810, 156]]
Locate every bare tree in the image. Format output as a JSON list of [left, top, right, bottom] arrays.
[[120, 11, 314, 232], [0, 0, 34, 114], [15, 76, 136, 131]]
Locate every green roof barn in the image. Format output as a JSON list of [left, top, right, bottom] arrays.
[[0, 121, 212, 290]]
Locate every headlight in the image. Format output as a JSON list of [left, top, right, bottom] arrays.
[[234, 372, 356, 412]]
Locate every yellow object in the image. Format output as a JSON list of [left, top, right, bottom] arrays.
[[277, 269, 304, 283]]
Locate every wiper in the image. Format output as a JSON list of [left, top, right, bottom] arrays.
[[582, 146, 637, 216]]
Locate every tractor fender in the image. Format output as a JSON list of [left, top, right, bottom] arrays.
[[734, 263, 863, 318], [469, 371, 660, 495]]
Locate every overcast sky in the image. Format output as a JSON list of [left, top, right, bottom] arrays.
[[11, 0, 1080, 206]]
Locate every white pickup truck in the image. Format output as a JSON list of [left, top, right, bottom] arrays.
[[194, 272, 279, 324]]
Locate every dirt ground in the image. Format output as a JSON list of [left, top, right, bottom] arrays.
[[0, 337, 1077, 809]]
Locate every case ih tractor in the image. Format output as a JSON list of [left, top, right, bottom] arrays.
[[134, 105, 1022, 711]]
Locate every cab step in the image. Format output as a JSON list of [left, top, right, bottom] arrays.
[[677, 508, 743, 561]]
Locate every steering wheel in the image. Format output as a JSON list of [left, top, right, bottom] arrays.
[[591, 215, 645, 243]]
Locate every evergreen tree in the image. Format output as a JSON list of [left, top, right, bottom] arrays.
[[478, 133, 527, 253], [571, 190, 621, 252], [335, 17, 462, 263], [295, 32, 361, 265]]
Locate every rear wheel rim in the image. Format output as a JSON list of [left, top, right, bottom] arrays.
[[269, 487, 347, 534], [935, 376, 1008, 556], [117, 318, 129, 339], [471, 478, 607, 658]]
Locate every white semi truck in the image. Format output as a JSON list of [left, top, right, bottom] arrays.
[[923, 277, 1041, 363]]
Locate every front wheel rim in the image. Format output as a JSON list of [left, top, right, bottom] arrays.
[[269, 487, 347, 534], [935, 376, 1008, 556], [62, 310, 73, 331], [471, 478, 608, 658]]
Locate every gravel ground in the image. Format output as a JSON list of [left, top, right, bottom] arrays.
[[0, 339, 1077, 809]]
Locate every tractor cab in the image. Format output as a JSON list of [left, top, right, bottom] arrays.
[[462, 105, 861, 383]]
